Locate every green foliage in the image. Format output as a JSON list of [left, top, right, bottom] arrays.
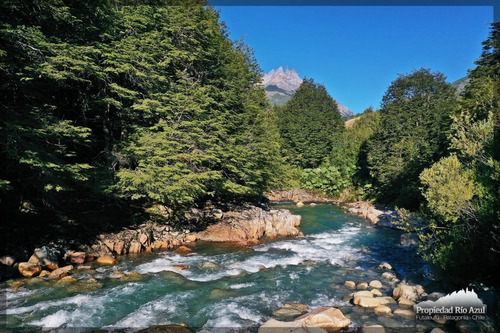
[[331, 107, 380, 177], [413, 23, 500, 285], [362, 68, 457, 208], [420, 155, 477, 223], [300, 163, 354, 197], [276, 78, 344, 168], [0, 0, 285, 246]]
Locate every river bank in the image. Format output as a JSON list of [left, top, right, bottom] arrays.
[[266, 189, 400, 228], [1, 189, 391, 282], [3, 202, 499, 332], [1, 203, 301, 281]]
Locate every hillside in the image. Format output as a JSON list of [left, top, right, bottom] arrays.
[[451, 76, 469, 94]]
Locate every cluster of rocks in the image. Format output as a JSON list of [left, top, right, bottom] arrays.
[[264, 189, 338, 203], [2, 205, 301, 280], [342, 261, 426, 320], [12, 247, 74, 279], [341, 201, 399, 228], [194, 206, 302, 244]]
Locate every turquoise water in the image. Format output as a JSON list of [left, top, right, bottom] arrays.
[[2, 203, 439, 331]]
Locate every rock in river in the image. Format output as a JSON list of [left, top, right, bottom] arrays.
[[48, 265, 73, 279], [393, 283, 420, 301], [201, 261, 220, 269], [28, 246, 59, 270], [374, 305, 392, 315], [18, 262, 42, 277], [272, 307, 303, 321], [294, 307, 350, 331], [344, 281, 356, 289], [137, 325, 192, 333], [359, 325, 386, 333], [174, 246, 194, 255], [369, 280, 383, 289], [259, 319, 327, 333], [194, 206, 301, 242], [97, 256, 117, 266], [284, 303, 309, 312]]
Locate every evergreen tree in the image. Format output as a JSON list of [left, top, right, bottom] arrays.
[[364, 68, 457, 208], [0, 0, 285, 249], [276, 78, 344, 168]]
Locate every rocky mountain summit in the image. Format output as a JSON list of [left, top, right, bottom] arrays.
[[262, 66, 302, 97], [262, 66, 354, 119]]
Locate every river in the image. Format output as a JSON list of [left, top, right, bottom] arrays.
[[3, 203, 442, 332]]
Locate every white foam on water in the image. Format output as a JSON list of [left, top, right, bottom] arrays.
[[311, 293, 350, 308], [136, 256, 189, 275], [31, 309, 70, 328], [252, 227, 362, 268], [199, 300, 263, 331], [4, 288, 38, 309], [229, 283, 255, 289], [110, 291, 195, 328], [8, 283, 141, 327], [187, 269, 243, 282]]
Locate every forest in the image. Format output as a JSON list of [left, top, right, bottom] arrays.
[[1, 0, 499, 286]]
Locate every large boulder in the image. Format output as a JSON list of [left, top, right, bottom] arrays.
[[28, 246, 59, 270], [152, 240, 170, 251], [201, 261, 220, 269], [259, 319, 327, 333], [194, 207, 301, 242], [114, 241, 126, 255], [357, 282, 369, 290], [18, 262, 42, 277], [377, 297, 396, 305], [393, 283, 420, 301], [378, 262, 393, 270], [294, 307, 350, 331]]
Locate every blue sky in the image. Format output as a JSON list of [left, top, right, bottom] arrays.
[[215, 6, 493, 114]]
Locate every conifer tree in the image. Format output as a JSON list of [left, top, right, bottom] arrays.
[[276, 78, 344, 168], [364, 68, 457, 208]]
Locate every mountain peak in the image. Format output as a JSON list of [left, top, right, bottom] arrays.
[[262, 67, 354, 119]]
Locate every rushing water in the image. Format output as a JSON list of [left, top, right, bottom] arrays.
[[2, 203, 442, 332]]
